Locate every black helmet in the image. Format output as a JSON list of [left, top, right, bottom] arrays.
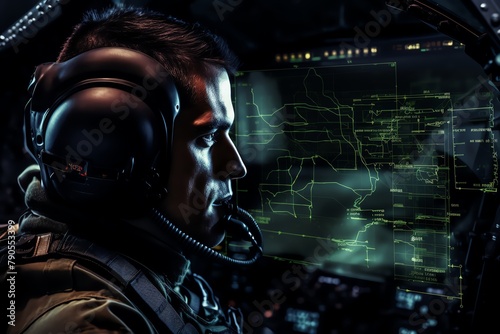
[[25, 47, 180, 213]]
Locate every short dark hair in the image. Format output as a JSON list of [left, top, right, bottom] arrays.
[[57, 6, 239, 105]]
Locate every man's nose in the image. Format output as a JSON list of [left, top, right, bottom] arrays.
[[218, 137, 247, 180]]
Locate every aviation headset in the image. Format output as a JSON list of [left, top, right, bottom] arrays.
[[25, 47, 177, 210], [25, 47, 262, 265]]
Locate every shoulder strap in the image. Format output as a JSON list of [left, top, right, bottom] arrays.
[[25, 232, 199, 334]]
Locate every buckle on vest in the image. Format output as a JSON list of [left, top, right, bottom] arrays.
[[16, 233, 53, 258]]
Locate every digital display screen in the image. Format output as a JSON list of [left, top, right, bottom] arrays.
[[232, 34, 499, 303]]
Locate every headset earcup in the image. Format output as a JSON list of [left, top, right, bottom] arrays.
[[43, 87, 162, 207], [26, 47, 180, 214]]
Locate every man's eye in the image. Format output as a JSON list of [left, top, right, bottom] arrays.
[[199, 133, 217, 147]]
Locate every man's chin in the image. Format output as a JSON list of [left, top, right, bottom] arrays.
[[196, 222, 226, 248], [179, 215, 224, 248]]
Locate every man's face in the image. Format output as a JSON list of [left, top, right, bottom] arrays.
[[160, 66, 247, 247]]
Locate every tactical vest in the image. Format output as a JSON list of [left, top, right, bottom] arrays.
[[0, 225, 241, 334]]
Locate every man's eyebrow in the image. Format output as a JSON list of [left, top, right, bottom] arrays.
[[193, 112, 232, 132]]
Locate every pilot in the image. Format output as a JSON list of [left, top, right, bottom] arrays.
[[1, 5, 261, 334]]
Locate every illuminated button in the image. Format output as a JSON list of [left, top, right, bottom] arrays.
[[480, 3, 488, 11], [491, 13, 500, 26]]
